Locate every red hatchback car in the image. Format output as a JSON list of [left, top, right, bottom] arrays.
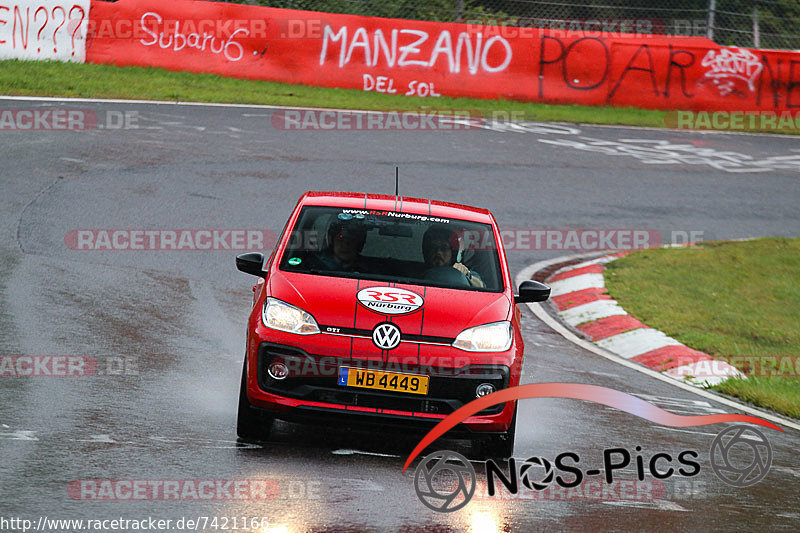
[[235, 191, 549, 456]]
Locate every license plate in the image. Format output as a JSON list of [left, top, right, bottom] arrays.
[[338, 366, 429, 395]]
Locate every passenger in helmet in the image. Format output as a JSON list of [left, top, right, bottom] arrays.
[[422, 226, 485, 288]]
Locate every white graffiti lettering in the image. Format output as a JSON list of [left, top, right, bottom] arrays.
[[320, 25, 512, 74], [701, 47, 763, 96], [139, 12, 248, 62]]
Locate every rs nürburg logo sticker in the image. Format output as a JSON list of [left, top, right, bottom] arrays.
[[357, 287, 423, 315]]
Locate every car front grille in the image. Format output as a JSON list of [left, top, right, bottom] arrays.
[[256, 342, 509, 415]]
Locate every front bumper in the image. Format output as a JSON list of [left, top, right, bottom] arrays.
[[247, 341, 516, 434]]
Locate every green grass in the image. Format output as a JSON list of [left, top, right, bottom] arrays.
[[3, 59, 798, 133], [0, 59, 696, 129], [604, 237, 800, 418], [713, 377, 800, 419]]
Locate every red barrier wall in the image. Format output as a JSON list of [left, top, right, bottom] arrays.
[[86, 0, 800, 112]]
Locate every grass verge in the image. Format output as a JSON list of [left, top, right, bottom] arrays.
[[604, 237, 800, 419], [0, 58, 741, 131]]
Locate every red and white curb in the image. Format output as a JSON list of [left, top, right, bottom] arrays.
[[544, 252, 744, 387], [517, 252, 800, 432], [541, 252, 744, 387]]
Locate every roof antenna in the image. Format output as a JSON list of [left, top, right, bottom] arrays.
[[395, 166, 399, 197]]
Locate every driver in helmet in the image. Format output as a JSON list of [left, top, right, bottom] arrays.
[[315, 218, 369, 272], [422, 226, 485, 288]]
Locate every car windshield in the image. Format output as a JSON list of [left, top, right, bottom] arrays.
[[278, 206, 505, 292]]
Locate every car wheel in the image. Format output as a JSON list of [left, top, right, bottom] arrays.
[[237, 356, 275, 442], [476, 404, 517, 459]]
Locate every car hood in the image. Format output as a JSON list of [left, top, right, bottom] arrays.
[[268, 271, 512, 338]]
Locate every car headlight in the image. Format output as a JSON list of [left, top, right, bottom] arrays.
[[452, 321, 513, 352], [262, 298, 320, 335]]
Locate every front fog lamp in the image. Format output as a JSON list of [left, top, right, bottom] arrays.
[[262, 298, 320, 335], [452, 321, 513, 352], [268, 361, 289, 380], [476, 383, 495, 397]]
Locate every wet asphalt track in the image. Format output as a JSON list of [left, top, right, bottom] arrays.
[[1, 97, 800, 531]]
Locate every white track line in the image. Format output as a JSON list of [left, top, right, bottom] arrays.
[[552, 255, 620, 274], [548, 273, 605, 296], [516, 253, 800, 432], [666, 360, 745, 387], [595, 328, 682, 359], [558, 299, 627, 326], [0, 95, 371, 111], [0, 95, 796, 139]]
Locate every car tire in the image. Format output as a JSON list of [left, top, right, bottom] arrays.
[[476, 403, 517, 459], [237, 356, 275, 442]]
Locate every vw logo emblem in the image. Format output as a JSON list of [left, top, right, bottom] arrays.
[[372, 322, 401, 350]]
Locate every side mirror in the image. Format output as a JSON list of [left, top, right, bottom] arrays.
[[515, 280, 550, 304], [236, 252, 266, 277]]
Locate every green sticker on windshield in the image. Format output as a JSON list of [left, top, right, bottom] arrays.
[[288, 257, 302, 265]]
